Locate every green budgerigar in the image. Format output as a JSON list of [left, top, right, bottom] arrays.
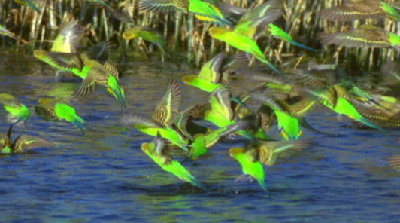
[[139, 0, 232, 25], [141, 140, 207, 190]]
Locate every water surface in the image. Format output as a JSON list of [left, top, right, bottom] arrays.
[[0, 53, 399, 222]]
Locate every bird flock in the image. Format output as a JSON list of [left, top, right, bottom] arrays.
[[1, 0, 400, 192]]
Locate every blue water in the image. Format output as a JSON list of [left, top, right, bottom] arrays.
[[0, 53, 399, 222]]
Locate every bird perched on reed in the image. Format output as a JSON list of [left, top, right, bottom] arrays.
[[321, 25, 400, 48], [34, 98, 86, 135], [0, 93, 30, 125], [319, 0, 400, 21], [229, 140, 308, 192], [0, 125, 51, 154], [123, 26, 169, 60], [138, 0, 232, 25], [141, 139, 207, 190]]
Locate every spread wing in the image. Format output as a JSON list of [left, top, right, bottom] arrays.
[[152, 81, 181, 126], [13, 135, 52, 153]]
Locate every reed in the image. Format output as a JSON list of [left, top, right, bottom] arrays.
[[0, 0, 398, 71]]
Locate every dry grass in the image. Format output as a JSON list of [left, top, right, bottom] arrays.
[[0, 0, 398, 70]]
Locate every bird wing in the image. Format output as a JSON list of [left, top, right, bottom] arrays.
[[39, 51, 83, 70], [51, 20, 85, 53], [74, 75, 97, 96], [289, 69, 330, 89], [13, 135, 52, 153], [103, 61, 119, 78], [198, 52, 224, 83], [141, 142, 206, 189], [0, 93, 21, 106], [138, 0, 189, 13], [86, 41, 112, 62], [209, 87, 234, 121], [276, 97, 316, 118], [259, 140, 309, 166], [152, 81, 181, 126], [234, 0, 283, 37], [237, 0, 283, 27], [320, 26, 390, 48], [319, 0, 384, 21]]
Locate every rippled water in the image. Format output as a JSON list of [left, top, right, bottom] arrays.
[[0, 52, 399, 222]]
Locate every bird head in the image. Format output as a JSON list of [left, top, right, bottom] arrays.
[[229, 147, 245, 158], [181, 75, 196, 84], [208, 27, 228, 38], [33, 50, 48, 59], [122, 27, 140, 40], [141, 142, 155, 154]]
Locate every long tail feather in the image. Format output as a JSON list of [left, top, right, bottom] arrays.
[[290, 41, 320, 52]]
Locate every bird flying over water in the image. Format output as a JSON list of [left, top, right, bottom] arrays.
[[51, 20, 85, 54], [229, 140, 308, 192], [33, 50, 126, 109], [34, 98, 86, 135], [123, 26, 169, 60], [253, 94, 316, 141], [0, 125, 51, 154], [0, 24, 17, 40]]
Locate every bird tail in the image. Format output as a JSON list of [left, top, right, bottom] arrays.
[[107, 76, 127, 110], [289, 41, 320, 52], [300, 118, 344, 137], [268, 24, 319, 52], [258, 57, 283, 75]]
